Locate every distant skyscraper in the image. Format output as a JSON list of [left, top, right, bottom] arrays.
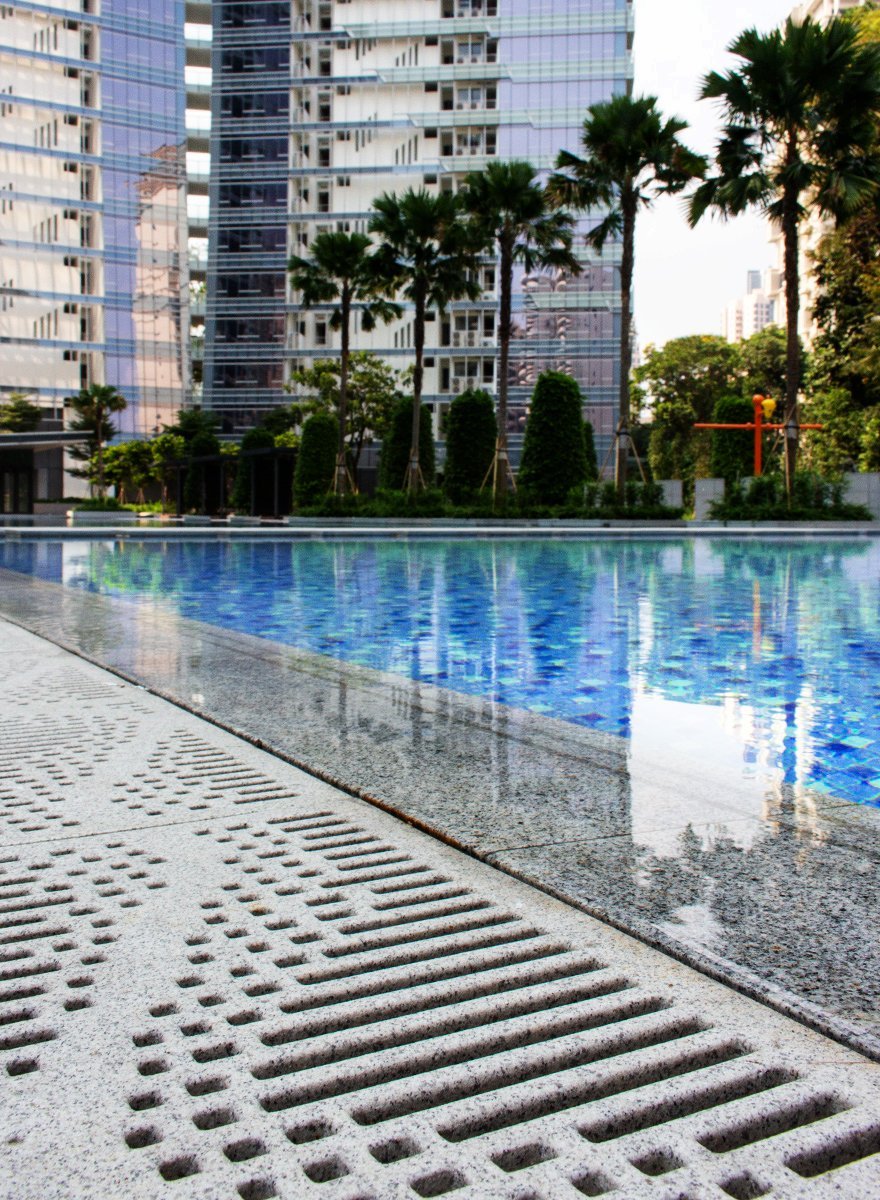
[[205, 0, 635, 454], [0, 0, 189, 436], [722, 269, 780, 344]]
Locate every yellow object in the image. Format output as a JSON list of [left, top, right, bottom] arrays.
[[761, 398, 777, 420]]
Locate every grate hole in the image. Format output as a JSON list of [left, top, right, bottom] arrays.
[[193, 1105, 236, 1130], [180, 1021, 211, 1038], [137, 1058, 169, 1077], [721, 1174, 770, 1200], [238, 1181, 276, 1200], [492, 1143, 555, 1173], [125, 1126, 162, 1149], [7, 1056, 38, 1076], [187, 1076, 228, 1097], [370, 1136, 420, 1165], [286, 1119, 333, 1145], [149, 1003, 177, 1018], [699, 1093, 846, 1153], [411, 1169, 466, 1196], [159, 1156, 200, 1181], [132, 1031, 163, 1048], [631, 1150, 683, 1176], [129, 1091, 162, 1112], [64, 997, 92, 1012], [225, 1137, 268, 1163], [572, 1170, 615, 1197], [228, 1010, 261, 1026], [304, 1156, 349, 1183], [786, 1124, 880, 1179], [193, 1041, 237, 1063]]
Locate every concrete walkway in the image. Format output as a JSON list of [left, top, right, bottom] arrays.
[[2, 619, 880, 1198]]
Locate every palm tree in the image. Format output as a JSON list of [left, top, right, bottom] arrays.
[[289, 231, 399, 494], [690, 16, 880, 494], [548, 95, 705, 496], [369, 188, 482, 492], [65, 383, 127, 498], [461, 161, 581, 498]]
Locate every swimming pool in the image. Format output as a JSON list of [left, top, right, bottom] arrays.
[[2, 535, 879, 808]]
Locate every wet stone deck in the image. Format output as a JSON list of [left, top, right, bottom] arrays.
[[1, 621, 880, 1198]]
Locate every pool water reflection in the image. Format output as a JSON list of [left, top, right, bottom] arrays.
[[3, 535, 879, 808]]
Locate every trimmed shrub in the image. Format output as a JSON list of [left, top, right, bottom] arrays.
[[710, 394, 754, 483], [518, 371, 588, 504], [710, 470, 871, 521], [183, 431, 220, 512], [378, 398, 436, 490], [231, 427, 276, 513], [443, 388, 496, 501], [294, 411, 337, 507]]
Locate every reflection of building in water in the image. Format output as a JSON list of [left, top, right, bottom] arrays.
[[206, 0, 633, 459], [0, 0, 188, 451]]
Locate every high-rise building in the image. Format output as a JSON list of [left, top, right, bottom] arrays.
[[722, 269, 780, 344], [186, 1, 211, 404], [0, 0, 190, 439], [205, 0, 635, 453]]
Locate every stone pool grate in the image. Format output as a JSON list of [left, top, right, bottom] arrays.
[[2, 621, 880, 1199]]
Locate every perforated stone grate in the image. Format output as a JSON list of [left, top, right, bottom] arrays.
[[2, 620, 880, 1200]]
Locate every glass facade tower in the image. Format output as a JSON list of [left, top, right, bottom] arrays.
[[0, 0, 189, 435], [205, 0, 634, 446]]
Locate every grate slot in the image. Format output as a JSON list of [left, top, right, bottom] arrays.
[[433, 1039, 754, 1141], [254, 984, 655, 1081], [786, 1124, 880, 1178], [579, 1066, 799, 1143], [321, 911, 522, 958], [338, 898, 492, 934], [263, 1010, 704, 1114], [299, 926, 545, 985], [264, 959, 617, 1046], [699, 1093, 848, 1153]]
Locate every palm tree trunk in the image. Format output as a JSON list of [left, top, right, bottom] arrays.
[[494, 236, 513, 500], [95, 402, 105, 499], [406, 286, 426, 493], [782, 185, 801, 499], [335, 286, 352, 495], [616, 193, 636, 499]]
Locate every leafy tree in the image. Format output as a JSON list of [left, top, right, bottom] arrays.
[[379, 399, 435, 492], [637, 335, 741, 489], [740, 326, 791, 401], [860, 405, 880, 470], [548, 94, 705, 495], [809, 206, 880, 409], [231, 427, 276, 513], [461, 161, 579, 497], [289, 232, 399, 495], [291, 352, 405, 470], [802, 389, 865, 475], [443, 388, 497, 502], [518, 372, 588, 505], [151, 433, 185, 508], [0, 393, 43, 432], [369, 188, 482, 492], [691, 16, 880, 493], [710, 395, 755, 484], [583, 420, 598, 482], [102, 440, 155, 505], [65, 383, 127, 498], [294, 411, 338, 507], [165, 408, 218, 447], [183, 430, 220, 513]]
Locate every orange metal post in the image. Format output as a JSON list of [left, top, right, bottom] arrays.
[[753, 395, 764, 477]]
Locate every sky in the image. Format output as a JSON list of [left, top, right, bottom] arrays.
[[632, 0, 797, 352]]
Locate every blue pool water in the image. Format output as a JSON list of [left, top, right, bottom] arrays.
[[2, 536, 879, 806]]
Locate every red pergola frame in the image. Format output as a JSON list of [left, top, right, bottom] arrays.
[[695, 394, 823, 477]]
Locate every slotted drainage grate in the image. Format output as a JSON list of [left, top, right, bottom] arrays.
[[2, 620, 880, 1199]]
